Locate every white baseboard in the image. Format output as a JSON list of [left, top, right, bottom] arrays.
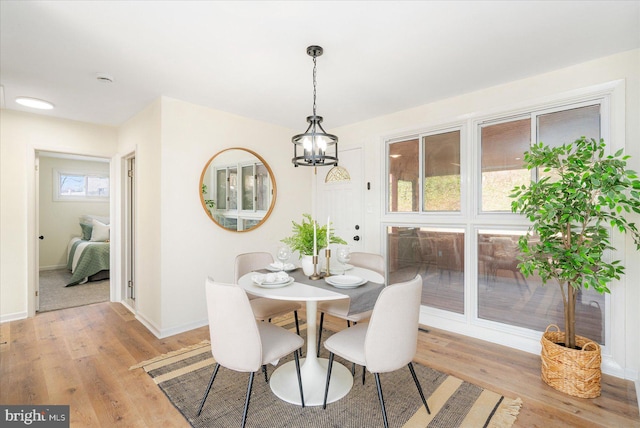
[[134, 312, 163, 338], [0, 311, 28, 323], [156, 318, 209, 339], [134, 310, 208, 339]]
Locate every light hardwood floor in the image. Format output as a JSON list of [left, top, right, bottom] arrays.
[[1, 302, 638, 427]]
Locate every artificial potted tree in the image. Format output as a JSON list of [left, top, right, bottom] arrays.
[[282, 213, 346, 275], [510, 137, 640, 398]]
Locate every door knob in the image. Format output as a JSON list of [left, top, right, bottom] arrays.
[[39, 235, 44, 240], [353, 235, 360, 241]]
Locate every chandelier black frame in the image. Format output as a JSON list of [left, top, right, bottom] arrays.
[[292, 45, 338, 167]]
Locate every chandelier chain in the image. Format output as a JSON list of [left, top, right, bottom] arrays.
[[312, 56, 317, 117]]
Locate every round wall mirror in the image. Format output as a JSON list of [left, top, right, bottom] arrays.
[[199, 148, 276, 232]]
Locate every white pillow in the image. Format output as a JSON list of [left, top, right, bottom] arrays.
[[90, 219, 110, 242]]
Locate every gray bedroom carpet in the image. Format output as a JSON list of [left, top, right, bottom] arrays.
[[38, 268, 110, 312]]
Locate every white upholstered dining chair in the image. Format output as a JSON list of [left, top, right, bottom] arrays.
[[316, 252, 385, 357], [235, 252, 302, 338], [321, 275, 430, 428], [197, 278, 305, 427]]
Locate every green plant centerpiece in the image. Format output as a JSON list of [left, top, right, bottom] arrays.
[[510, 137, 640, 397], [281, 213, 346, 257]]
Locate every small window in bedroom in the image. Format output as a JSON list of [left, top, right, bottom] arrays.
[[54, 170, 110, 201]]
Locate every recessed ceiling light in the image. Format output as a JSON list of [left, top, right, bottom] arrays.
[[15, 97, 54, 110], [390, 154, 401, 158]]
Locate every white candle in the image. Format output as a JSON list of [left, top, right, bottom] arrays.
[[313, 221, 317, 256], [327, 216, 330, 246]]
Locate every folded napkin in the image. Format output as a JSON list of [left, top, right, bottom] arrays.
[[252, 271, 289, 285], [269, 262, 296, 271]]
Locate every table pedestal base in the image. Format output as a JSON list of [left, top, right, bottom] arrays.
[[269, 357, 353, 406]]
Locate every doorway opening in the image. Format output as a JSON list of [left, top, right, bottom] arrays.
[[36, 150, 112, 313]]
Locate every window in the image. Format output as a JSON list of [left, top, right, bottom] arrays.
[[385, 97, 607, 344], [387, 130, 461, 213], [480, 119, 530, 212], [477, 230, 604, 344], [479, 104, 601, 212], [54, 170, 109, 201], [388, 226, 465, 314], [423, 131, 461, 211], [388, 139, 419, 212]]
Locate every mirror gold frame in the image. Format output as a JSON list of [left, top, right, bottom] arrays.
[[199, 147, 277, 232]]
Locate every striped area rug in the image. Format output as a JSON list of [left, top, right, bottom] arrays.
[[131, 323, 521, 428]]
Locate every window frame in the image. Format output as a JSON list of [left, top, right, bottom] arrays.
[[53, 169, 110, 202], [382, 81, 620, 358], [385, 124, 466, 218]]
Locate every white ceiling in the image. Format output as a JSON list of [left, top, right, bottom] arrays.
[[1, 1, 639, 130]]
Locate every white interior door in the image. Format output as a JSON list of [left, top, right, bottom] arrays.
[[315, 147, 364, 252]]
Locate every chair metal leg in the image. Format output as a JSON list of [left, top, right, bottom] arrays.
[[293, 350, 305, 408], [408, 362, 431, 414], [374, 373, 389, 428], [262, 364, 268, 383], [294, 310, 300, 335], [347, 320, 351, 327], [196, 362, 220, 416], [294, 310, 303, 357], [322, 352, 335, 409], [351, 362, 355, 376], [362, 366, 366, 385], [317, 312, 325, 357], [241, 372, 255, 428]]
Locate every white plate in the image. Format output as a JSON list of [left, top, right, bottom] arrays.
[[266, 263, 297, 272], [254, 277, 295, 289], [329, 264, 354, 274], [325, 275, 366, 289]]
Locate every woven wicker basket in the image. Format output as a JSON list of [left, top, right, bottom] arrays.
[[540, 324, 601, 398]]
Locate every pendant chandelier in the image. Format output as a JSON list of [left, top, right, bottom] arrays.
[[292, 45, 338, 167]]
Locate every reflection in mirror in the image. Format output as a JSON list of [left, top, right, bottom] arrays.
[[200, 148, 276, 232]]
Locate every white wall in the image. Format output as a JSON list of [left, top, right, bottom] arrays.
[[38, 156, 110, 269], [117, 100, 163, 329], [332, 49, 640, 380], [117, 97, 312, 336], [0, 110, 117, 321]]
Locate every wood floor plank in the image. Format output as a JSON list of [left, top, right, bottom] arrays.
[[0, 302, 637, 428]]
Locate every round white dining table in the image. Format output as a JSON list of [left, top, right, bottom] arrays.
[[238, 266, 384, 407]]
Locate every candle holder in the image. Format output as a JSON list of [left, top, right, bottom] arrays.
[[324, 248, 332, 277], [309, 255, 325, 280]]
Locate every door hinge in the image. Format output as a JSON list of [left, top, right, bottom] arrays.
[[35, 291, 38, 296], [128, 169, 134, 178], [35, 165, 39, 171]]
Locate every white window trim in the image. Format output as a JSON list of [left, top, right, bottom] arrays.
[[53, 168, 110, 202]]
